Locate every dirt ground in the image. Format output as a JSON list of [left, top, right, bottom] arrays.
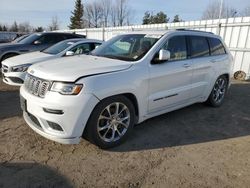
[[0, 79, 250, 188]]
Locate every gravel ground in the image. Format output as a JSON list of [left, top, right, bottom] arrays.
[[0, 79, 250, 188]]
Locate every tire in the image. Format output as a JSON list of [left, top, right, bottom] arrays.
[[234, 71, 246, 81], [206, 75, 228, 107], [83, 95, 135, 149]]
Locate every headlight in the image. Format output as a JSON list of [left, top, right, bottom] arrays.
[[50, 82, 83, 95], [11, 64, 31, 72]]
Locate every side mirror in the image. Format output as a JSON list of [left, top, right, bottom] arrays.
[[159, 49, 170, 61], [65, 51, 74, 56], [152, 49, 170, 64], [33, 40, 41, 45]]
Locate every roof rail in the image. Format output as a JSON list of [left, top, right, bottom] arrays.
[[175, 29, 214, 34]]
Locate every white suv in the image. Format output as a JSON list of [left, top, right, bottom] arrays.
[[20, 30, 233, 148]]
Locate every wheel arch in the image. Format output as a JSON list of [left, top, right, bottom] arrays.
[[221, 73, 230, 83], [93, 92, 140, 123], [0, 52, 20, 62]]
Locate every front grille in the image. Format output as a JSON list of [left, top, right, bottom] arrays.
[[24, 74, 50, 98], [2, 65, 8, 73]]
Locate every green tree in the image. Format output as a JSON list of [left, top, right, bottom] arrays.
[[142, 11, 169, 25], [0, 25, 2, 31], [3, 25, 7, 31], [172, 15, 182, 23], [10, 21, 19, 32], [153, 11, 169, 24], [34, 26, 44, 32], [142, 11, 152, 25], [69, 0, 84, 29]]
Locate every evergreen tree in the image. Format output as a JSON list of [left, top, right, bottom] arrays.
[[3, 25, 7, 31], [172, 15, 182, 23], [34, 26, 44, 32], [69, 0, 84, 29], [142, 11, 169, 25], [153, 11, 169, 24], [142, 11, 152, 25], [10, 21, 19, 32], [0, 25, 2, 31]]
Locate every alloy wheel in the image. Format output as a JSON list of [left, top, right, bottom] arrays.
[[97, 102, 130, 143]]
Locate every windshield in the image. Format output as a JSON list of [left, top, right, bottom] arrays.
[[12, 34, 29, 43], [18, 33, 41, 44], [91, 34, 161, 61], [43, 40, 78, 55]]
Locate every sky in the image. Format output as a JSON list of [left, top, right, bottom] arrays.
[[0, 0, 249, 29]]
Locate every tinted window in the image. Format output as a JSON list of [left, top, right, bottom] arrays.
[[43, 40, 77, 55], [64, 34, 84, 39], [189, 36, 209, 58], [18, 33, 41, 44], [208, 37, 226, 55], [163, 36, 187, 61], [36, 34, 59, 44], [70, 43, 92, 54]]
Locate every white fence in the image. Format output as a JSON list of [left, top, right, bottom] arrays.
[[59, 17, 250, 80]]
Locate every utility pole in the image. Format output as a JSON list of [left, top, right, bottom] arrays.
[[217, 0, 224, 35], [219, 0, 224, 20]]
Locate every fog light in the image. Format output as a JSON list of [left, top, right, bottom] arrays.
[[47, 121, 63, 131], [43, 108, 64, 115]]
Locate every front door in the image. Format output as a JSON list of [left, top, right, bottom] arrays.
[[148, 35, 193, 113]]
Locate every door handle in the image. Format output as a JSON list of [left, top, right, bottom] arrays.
[[183, 64, 191, 68]]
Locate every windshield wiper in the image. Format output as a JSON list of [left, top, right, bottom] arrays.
[[101, 54, 134, 61], [102, 54, 120, 60]]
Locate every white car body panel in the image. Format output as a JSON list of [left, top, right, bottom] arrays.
[[29, 55, 132, 82], [19, 30, 233, 144], [3, 52, 54, 67]]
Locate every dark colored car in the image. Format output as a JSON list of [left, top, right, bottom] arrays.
[[0, 32, 19, 43], [0, 32, 86, 65], [11, 34, 30, 43]]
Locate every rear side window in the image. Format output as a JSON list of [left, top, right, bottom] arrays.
[[208, 37, 226, 55], [189, 36, 209, 58], [163, 36, 187, 61], [37, 34, 63, 44]]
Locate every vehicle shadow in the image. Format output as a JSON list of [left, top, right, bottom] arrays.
[[0, 162, 73, 188], [0, 90, 21, 119], [112, 82, 250, 152]]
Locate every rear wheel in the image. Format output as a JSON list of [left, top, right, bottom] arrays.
[[84, 96, 135, 149], [206, 76, 228, 107]]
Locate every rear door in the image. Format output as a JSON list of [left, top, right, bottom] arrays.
[[187, 35, 215, 99], [148, 35, 193, 113]]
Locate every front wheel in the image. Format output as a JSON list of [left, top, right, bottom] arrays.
[[206, 76, 228, 107], [84, 96, 135, 149]]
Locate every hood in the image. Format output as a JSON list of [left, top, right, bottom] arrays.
[[28, 55, 133, 82], [2, 52, 53, 67], [0, 43, 23, 50]]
